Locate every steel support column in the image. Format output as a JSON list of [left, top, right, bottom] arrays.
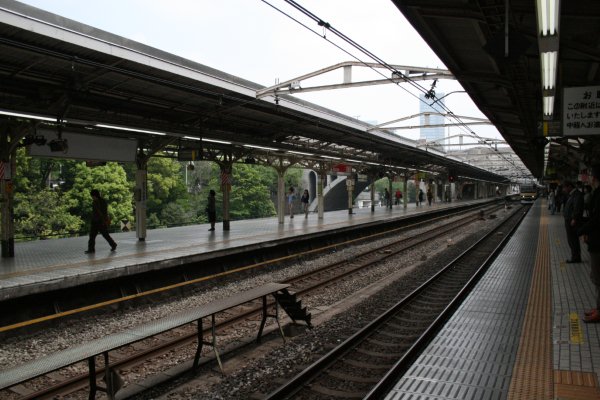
[[1, 125, 21, 258], [220, 163, 232, 231], [346, 176, 354, 214], [134, 153, 148, 241], [317, 171, 325, 219]]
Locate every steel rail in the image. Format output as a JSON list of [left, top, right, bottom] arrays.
[[263, 206, 526, 399], [2, 203, 504, 400]]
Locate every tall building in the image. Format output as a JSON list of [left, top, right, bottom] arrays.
[[419, 93, 445, 148]]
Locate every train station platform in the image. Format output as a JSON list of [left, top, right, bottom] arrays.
[[0, 199, 490, 303], [385, 200, 600, 399]]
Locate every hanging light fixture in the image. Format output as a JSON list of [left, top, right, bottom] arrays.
[[536, 0, 560, 120]]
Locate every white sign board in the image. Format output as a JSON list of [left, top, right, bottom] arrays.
[[28, 129, 138, 162], [563, 85, 600, 136]]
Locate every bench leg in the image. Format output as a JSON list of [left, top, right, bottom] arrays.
[[274, 299, 286, 343], [257, 295, 286, 344], [104, 351, 116, 400], [210, 314, 224, 373], [193, 318, 204, 369], [257, 295, 268, 343], [88, 357, 97, 400], [194, 316, 224, 373]]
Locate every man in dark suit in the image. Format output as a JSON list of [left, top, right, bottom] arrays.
[[563, 180, 584, 263], [85, 189, 117, 254], [579, 166, 600, 322]]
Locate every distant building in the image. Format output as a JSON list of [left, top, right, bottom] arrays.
[[419, 93, 445, 149]]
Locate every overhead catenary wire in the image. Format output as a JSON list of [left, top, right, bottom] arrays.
[[262, 0, 528, 175]]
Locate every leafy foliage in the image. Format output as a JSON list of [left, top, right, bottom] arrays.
[[14, 188, 83, 239], [66, 162, 133, 230], [146, 156, 187, 217], [10, 150, 312, 239], [203, 163, 277, 221]]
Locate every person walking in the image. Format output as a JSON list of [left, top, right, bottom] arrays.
[[287, 187, 296, 218], [426, 187, 433, 206], [579, 166, 600, 322], [85, 189, 117, 254], [300, 189, 310, 218], [206, 189, 216, 231], [563, 180, 584, 263]]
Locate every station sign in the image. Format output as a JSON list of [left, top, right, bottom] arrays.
[[178, 148, 201, 161], [563, 85, 600, 136], [29, 128, 137, 162], [330, 163, 352, 176]]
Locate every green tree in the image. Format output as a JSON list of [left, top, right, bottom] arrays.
[[146, 156, 187, 219], [285, 168, 303, 192], [203, 163, 276, 221], [14, 148, 76, 193], [160, 200, 197, 227], [67, 162, 133, 230], [14, 188, 83, 239]]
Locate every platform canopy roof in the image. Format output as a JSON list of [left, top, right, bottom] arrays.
[[392, 0, 600, 179], [0, 1, 509, 183]]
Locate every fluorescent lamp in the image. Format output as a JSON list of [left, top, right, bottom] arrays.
[[288, 150, 314, 156], [202, 138, 231, 145], [0, 109, 57, 122], [543, 96, 554, 116], [321, 155, 341, 160], [243, 144, 279, 151], [541, 51, 557, 90], [537, 0, 559, 36], [96, 124, 166, 136], [183, 136, 201, 141]]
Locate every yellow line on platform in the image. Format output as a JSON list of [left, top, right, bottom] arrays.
[[508, 211, 553, 399]]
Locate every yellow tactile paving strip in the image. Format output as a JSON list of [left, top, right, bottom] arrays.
[[508, 212, 553, 399], [508, 212, 600, 400]]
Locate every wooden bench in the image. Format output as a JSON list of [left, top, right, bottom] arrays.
[[0, 282, 290, 399]]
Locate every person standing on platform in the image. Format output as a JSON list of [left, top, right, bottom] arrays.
[[583, 184, 593, 219], [300, 189, 310, 218], [206, 189, 216, 231], [578, 166, 600, 322], [383, 188, 390, 208], [563, 180, 584, 263], [394, 189, 402, 205], [418, 189, 424, 206], [287, 187, 296, 218], [555, 185, 564, 213], [548, 187, 555, 214], [426, 187, 433, 206], [85, 189, 117, 254]]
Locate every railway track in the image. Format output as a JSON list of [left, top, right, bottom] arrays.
[[1, 203, 513, 400], [262, 205, 525, 400]]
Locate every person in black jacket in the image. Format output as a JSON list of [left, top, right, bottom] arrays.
[[85, 189, 117, 254], [579, 166, 600, 322], [207, 189, 216, 231], [563, 181, 584, 263]]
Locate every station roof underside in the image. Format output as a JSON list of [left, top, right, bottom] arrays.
[[393, 0, 600, 178], [0, 1, 508, 184]]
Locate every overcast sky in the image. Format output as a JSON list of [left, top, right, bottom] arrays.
[[18, 0, 502, 142]]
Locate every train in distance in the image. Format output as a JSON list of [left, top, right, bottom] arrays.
[[519, 184, 539, 204]]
